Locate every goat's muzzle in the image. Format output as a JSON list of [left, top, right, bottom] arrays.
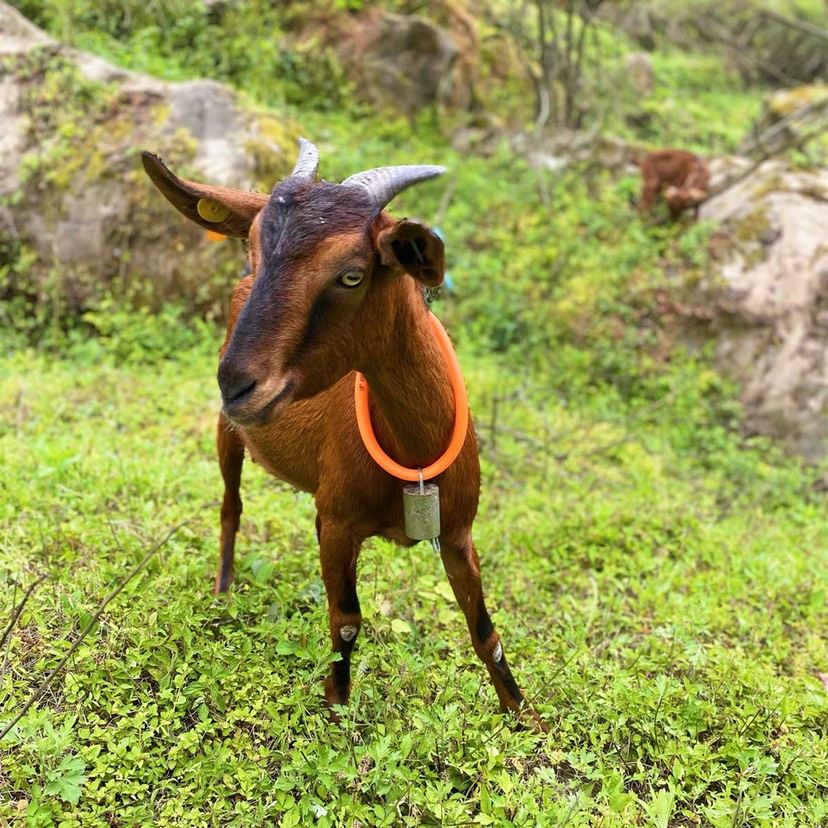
[[218, 360, 296, 426], [218, 359, 257, 408]]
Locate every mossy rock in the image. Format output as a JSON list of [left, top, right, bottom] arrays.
[[0, 6, 303, 335]]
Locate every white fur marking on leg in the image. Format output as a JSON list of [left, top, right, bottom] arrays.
[[492, 641, 503, 663], [340, 625, 357, 642]]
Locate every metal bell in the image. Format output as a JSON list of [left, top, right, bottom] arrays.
[[403, 479, 441, 542]]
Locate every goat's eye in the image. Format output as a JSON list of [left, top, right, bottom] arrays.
[[338, 270, 364, 288]]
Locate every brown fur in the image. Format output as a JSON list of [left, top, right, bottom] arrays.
[[142, 151, 547, 733], [635, 149, 710, 220]]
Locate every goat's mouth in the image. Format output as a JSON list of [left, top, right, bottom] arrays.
[[224, 377, 297, 426]]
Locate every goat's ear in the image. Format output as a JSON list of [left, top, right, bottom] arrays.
[[376, 219, 445, 287], [142, 152, 268, 239]]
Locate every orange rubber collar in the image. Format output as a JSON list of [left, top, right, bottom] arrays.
[[354, 312, 469, 482]]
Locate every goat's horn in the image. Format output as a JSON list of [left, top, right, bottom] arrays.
[[341, 165, 446, 210], [290, 137, 320, 181]]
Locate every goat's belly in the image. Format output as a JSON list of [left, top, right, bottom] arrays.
[[378, 526, 418, 547]]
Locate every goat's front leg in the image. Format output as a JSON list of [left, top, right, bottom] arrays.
[[440, 536, 549, 733], [639, 179, 659, 217], [317, 518, 362, 714], [215, 412, 245, 594]]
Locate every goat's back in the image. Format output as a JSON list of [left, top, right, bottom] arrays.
[[636, 149, 707, 188]]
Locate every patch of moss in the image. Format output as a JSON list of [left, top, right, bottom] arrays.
[[751, 174, 787, 201], [732, 205, 771, 244], [720, 205, 775, 270], [245, 111, 300, 190], [766, 85, 828, 119], [811, 244, 828, 271], [15, 48, 118, 191]]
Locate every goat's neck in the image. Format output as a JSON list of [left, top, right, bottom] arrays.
[[358, 285, 456, 471]]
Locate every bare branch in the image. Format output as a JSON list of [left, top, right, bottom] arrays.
[[699, 117, 828, 208], [759, 9, 828, 42], [739, 95, 828, 157]]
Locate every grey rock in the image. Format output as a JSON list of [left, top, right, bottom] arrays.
[[0, 2, 53, 54], [692, 158, 828, 459], [0, 1, 292, 315], [350, 13, 459, 119]]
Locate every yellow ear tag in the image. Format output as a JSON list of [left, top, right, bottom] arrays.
[[197, 198, 230, 223]]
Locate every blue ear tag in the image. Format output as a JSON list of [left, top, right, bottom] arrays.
[[430, 226, 452, 291]]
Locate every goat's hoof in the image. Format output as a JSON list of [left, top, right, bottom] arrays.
[[526, 709, 550, 734], [505, 703, 549, 734], [324, 698, 352, 725], [323, 680, 351, 722]]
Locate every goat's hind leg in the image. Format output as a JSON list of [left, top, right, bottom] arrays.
[[215, 412, 244, 594], [440, 536, 548, 733]]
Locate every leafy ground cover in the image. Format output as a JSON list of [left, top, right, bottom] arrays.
[[3, 2, 828, 825], [2, 321, 827, 825]]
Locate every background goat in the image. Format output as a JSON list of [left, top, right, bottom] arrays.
[[142, 139, 547, 733], [635, 148, 710, 219]]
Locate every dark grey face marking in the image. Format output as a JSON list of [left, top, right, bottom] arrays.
[[257, 179, 375, 283], [223, 179, 376, 370], [295, 291, 333, 360]]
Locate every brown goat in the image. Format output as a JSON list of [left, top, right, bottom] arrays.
[[142, 140, 547, 732], [635, 149, 710, 219]]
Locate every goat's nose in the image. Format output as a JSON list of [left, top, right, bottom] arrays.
[[217, 360, 257, 408]]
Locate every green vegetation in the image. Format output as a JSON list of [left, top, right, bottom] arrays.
[[3, 1, 828, 826], [14, 0, 358, 111], [3, 319, 828, 826]]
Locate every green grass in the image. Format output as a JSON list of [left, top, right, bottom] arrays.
[[2, 336, 827, 826], [5, 3, 828, 824], [632, 52, 767, 153]]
